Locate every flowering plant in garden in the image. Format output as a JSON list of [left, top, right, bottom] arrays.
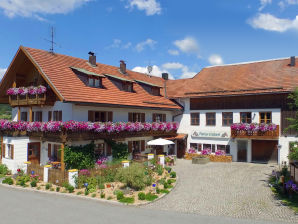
[[96, 156, 108, 166], [201, 148, 211, 155], [6, 85, 47, 96], [285, 180, 298, 192], [231, 123, 277, 132], [79, 169, 90, 176], [188, 148, 197, 154], [215, 150, 226, 156], [0, 119, 179, 134]]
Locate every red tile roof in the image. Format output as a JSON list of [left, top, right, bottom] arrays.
[[22, 47, 181, 110], [167, 58, 298, 98]]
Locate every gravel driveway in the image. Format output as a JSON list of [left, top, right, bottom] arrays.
[[144, 160, 298, 223]]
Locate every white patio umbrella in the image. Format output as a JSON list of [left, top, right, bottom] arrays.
[[147, 138, 175, 146]]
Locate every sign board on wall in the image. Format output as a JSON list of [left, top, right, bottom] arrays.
[[191, 130, 230, 139]]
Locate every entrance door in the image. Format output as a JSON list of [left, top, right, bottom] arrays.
[[237, 140, 247, 162], [177, 140, 186, 158], [252, 140, 278, 163], [28, 142, 41, 164]]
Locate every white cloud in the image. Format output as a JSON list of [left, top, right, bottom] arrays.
[[132, 65, 174, 79], [135, 38, 157, 52], [259, 0, 272, 11], [279, 0, 298, 9], [106, 39, 132, 49], [0, 0, 90, 19], [168, 49, 179, 56], [162, 62, 196, 79], [208, 54, 224, 66], [248, 13, 298, 32], [173, 37, 200, 58], [126, 0, 161, 16], [0, 68, 7, 80]]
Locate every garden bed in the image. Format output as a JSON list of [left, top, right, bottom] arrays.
[[185, 153, 232, 162], [0, 163, 177, 205]]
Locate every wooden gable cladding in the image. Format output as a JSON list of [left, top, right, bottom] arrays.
[[190, 94, 290, 110]]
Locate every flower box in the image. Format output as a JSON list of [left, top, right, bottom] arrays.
[[192, 156, 210, 164]]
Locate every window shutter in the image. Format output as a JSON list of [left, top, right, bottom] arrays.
[[128, 141, 133, 153], [141, 113, 145, 122], [128, 113, 133, 122], [88, 111, 94, 122], [48, 111, 52, 121], [32, 112, 35, 122], [108, 112, 113, 122], [48, 143, 52, 158], [11, 145, 14, 159], [152, 114, 156, 122], [59, 111, 62, 121], [106, 143, 112, 156], [2, 143, 5, 158], [162, 114, 166, 122], [141, 140, 145, 152]]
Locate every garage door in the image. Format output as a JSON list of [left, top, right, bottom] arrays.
[[252, 140, 278, 163]]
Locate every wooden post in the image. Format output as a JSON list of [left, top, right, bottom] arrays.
[[29, 107, 32, 122], [61, 143, 65, 171], [0, 136, 3, 162], [17, 107, 21, 121]]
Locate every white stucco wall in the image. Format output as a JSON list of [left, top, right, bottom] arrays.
[[2, 136, 30, 173]]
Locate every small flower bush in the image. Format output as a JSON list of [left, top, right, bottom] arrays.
[[285, 180, 298, 192], [6, 85, 47, 96], [0, 164, 9, 176], [231, 123, 277, 132], [188, 148, 197, 154], [201, 148, 211, 155], [215, 150, 226, 156], [2, 177, 13, 185]]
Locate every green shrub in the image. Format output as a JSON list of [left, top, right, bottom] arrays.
[[84, 189, 89, 195], [56, 187, 60, 192], [37, 186, 41, 190], [16, 175, 30, 187], [64, 143, 96, 170], [158, 178, 166, 185], [116, 163, 152, 190], [164, 166, 172, 172], [91, 193, 96, 198], [107, 196, 112, 200], [68, 185, 75, 193], [2, 177, 13, 185], [50, 188, 54, 191], [156, 187, 160, 194], [102, 168, 117, 183], [145, 193, 158, 201], [108, 140, 128, 159], [77, 191, 82, 195], [45, 183, 52, 190], [76, 176, 97, 190], [138, 192, 146, 200], [0, 164, 9, 175], [170, 171, 176, 178], [160, 189, 169, 194], [98, 183, 105, 189], [30, 180, 37, 187], [88, 188, 96, 193], [163, 182, 169, 189], [156, 165, 163, 176], [116, 191, 124, 200], [119, 197, 134, 204], [100, 192, 105, 198], [167, 179, 175, 185]]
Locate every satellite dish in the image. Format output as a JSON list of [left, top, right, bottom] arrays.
[[147, 65, 153, 74]]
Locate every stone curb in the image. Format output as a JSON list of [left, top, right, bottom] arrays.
[[0, 175, 178, 207]]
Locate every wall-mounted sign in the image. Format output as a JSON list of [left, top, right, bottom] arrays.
[[191, 130, 230, 139]]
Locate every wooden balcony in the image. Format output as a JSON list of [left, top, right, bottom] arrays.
[[9, 93, 47, 107], [231, 125, 279, 139]]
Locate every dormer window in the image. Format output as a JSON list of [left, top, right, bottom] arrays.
[[88, 76, 102, 88], [135, 80, 161, 96], [104, 74, 134, 93]]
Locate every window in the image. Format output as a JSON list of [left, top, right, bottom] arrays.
[[128, 140, 146, 154], [190, 143, 202, 151], [53, 111, 62, 121], [152, 87, 160, 96], [217, 145, 230, 154], [259, 112, 272, 124], [88, 77, 102, 88], [33, 111, 42, 122], [53, 144, 61, 162], [21, 112, 28, 121], [94, 143, 105, 158], [153, 113, 166, 122], [128, 113, 145, 122], [240, 112, 252, 123], [3, 144, 14, 159], [206, 113, 216, 126], [88, 111, 113, 122], [222, 112, 233, 126], [111, 79, 134, 92], [190, 113, 200, 125]]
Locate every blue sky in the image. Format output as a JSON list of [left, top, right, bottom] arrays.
[[0, 0, 298, 79]]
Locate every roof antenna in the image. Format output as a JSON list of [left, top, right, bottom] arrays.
[[147, 61, 153, 77], [44, 26, 57, 54]]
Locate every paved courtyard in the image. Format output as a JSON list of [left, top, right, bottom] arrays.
[[144, 160, 298, 223]]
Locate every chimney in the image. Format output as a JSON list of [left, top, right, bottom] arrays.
[[88, 51, 96, 66], [120, 60, 126, 74], [162, 73, 168, 98], [290, 56, 296, 67], [162, 73, 169, 80]]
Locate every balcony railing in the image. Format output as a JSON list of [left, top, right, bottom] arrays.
[[9, 93, 47, 106], [231, 123, 279, 139]]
